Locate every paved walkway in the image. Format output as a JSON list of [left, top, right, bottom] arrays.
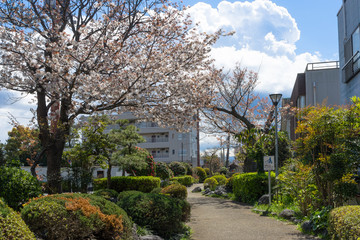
[[187, 184, 318, 240]]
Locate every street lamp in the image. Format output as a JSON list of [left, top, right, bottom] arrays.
[[269, 93, 282, 177]]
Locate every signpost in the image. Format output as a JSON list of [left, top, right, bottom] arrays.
[[264, 156, 275, 206]]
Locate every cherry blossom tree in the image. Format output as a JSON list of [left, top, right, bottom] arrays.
[[0, 0, 221, 193]]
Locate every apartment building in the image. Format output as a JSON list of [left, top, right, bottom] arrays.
[[106, 112, 199, 166], [338, 0, 360, 103], [288, 61, 340, 140]]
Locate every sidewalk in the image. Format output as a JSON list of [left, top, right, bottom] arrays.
[[187, 184, 318, 240]]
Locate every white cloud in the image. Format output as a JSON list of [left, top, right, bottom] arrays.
[[188, 0, 322, 95]]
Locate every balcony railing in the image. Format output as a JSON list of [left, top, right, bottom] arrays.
[[144, 136, 169, 143], [152, 153, 169, 158], [342, 51, 360, 83], [136, 122, 159, 128], [306, 61, 339, 71]]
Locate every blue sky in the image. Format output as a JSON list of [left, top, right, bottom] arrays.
[[0, 0, 344, 150]]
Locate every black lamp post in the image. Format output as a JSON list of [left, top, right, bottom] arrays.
[[269, 93, 282, 177]]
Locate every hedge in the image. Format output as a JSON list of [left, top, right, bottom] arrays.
[[204, 177, 218, 191], [93, 176, 160, 193], [171, 175, 194, 187], [233, 172, 275, 204], [194, 167, 207, 183], [211, 175, 227, 186], [0, 198, 36, 240], [329, 205, 360, 239], [161, 184, 188, 200]]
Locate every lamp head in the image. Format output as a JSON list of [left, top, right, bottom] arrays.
[[269, 93, 282, 106]]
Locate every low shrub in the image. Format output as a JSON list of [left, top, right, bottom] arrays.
[[211, 175, 227, 186], [225, 173, 240, 192], [328, 205, 360, 239], [150, 187, 162, 194], [204, 177, 218, 191], [171, 175, 194, 187], [233, 172, 275, 204], [195, 167, 207, 183], [93, 189, 118, 202], [21, 193, 132, 240], [155, 162, 174, 180], [117, 190, 142, 201], [168, 162, 187, 176], [181, 162, 193, 176], [0, 198, 36, 240], [204, 168, 210, 176], [219, 167, 230, 176], [0, 167, 42, 210], [161, 184, 188, 200], [93, 176, 160, 193], [118, 192, 190, 238]]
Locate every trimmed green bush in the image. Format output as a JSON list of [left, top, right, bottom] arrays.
[[225, 173, 240, 192], [155, 162, 174, 179], [211, 175, 227, 186], [0, 198, 36, 240], [161, 184, 188, 200], [93, 176, 160, 193], [117, 190, 142, 201], [171, 175, 194, 187], [204, 168, 210, 176], [0, 167, 42, 210], [329, 205, 360, 239], [181, 162, 193, 176], [168, 161, 187, 176], [204, 177, 218, 191], [195, 167, 207, 183], [21, 193, 132, 240], [118, 192, 190, 238], [219, 166, 230, 176], [93, 189, 118, 201], [233, 172, 275, 204]]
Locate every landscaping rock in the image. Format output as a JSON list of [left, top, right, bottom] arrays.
[[258, 194, 270, 205], [214, 186, 227, 196], [192, 186, 202, 193], [202, 188, 212, 195], [132, 224, 141, 240], [301, 220, 313, 233], [279, 209, 295, 220], [140, 235, 164, 240]]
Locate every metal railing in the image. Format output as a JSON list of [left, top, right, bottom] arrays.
[[144, 136, 169, 143], [306, 61, 340, 71]]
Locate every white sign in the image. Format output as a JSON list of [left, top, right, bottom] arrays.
[[264, 156, 275, 171]]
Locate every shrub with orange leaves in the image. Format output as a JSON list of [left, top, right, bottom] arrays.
[[21, 193, 132, 240]]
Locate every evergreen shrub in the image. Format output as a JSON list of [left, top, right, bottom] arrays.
[[171, 175, 194, 187], [204, 177, 218, 191], [155, 162, 174, 179], [211, 175, 227, 186], [93, 176, 160, 193], [161, 184, 188, 200], [0, 198, 36, 240], [117, 192, 190, 238], [195, 167, 207, 183], [328, 205, 360, 239], [0, 167, 42, 210], [233, 172, 275, 204], [168, 161, 187, 176], [21, 193, 132, 240], [93, 189, 118, 201]]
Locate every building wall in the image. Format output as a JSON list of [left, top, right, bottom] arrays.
[[338, 0, 360, 104], [305, 64, 340, 106], [113, 113, 198, 166]]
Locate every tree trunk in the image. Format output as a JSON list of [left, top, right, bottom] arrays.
[[46, 142, 65, 193], [107, 162, 112, 189], [225, 135, 230, 168]]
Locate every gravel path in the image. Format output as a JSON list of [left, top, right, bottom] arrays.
[[187, 184, 318, 240]]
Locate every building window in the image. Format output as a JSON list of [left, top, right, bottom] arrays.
[[97, 171, 104, 178], [344, 25, 360, 82], [172, 149, 175, 155], [178, 149, 187, 156]]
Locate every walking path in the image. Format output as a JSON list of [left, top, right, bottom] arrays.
[[187, 184, 318, 240]]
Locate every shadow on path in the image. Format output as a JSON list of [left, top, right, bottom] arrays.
[[187, 184, 318, 240]]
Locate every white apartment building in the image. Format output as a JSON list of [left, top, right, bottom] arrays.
[[106, 112, 199, 166]]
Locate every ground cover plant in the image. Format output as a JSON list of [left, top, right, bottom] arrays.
[[21, 193, 132, 240]]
